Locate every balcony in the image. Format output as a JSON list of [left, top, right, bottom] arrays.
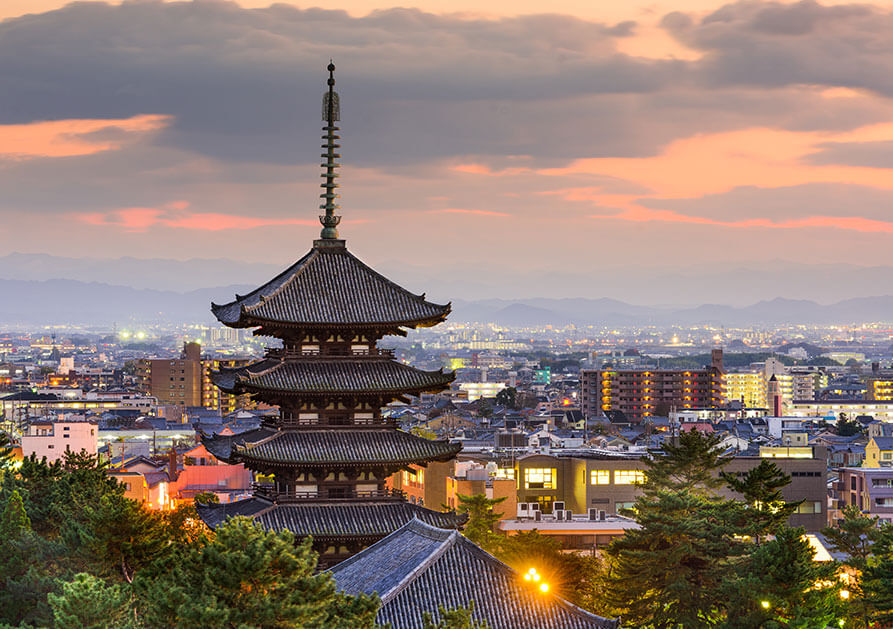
[[267, 347, 396, 359], [253, 485, 406, 503]]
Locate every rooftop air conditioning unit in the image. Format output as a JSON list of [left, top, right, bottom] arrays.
[[534, 511, 542, 522], [553, 501, 565, 512], [530, 503, 540, 511], [599, 510, 606, 521], [564, 510, 574, 521], [555, 510, 565, 521], [588, 508, 597, 521], [517, 503, 530, 518]]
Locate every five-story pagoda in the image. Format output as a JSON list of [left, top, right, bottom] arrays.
[[197, 63, 464, 566]]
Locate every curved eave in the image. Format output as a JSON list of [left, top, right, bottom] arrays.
[[230, 440, 462, 468], [213, 308, 451, 332], [211, 368, 455, 398]]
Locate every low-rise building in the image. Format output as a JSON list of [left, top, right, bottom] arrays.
[[21, 417, 97, 462], [836, 467, 893, 525]]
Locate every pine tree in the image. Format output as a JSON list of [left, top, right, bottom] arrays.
[[862, 524, 893, 624], [822, 504, 878, 571], [47, 573, 135, 629], [722, 527, 842, 628], [135, 516, 379, 629], [0, 431, 14, 469], [721, 459, 798, 541], [606, 490, 745, 627], [0, 489, 31, 538], [643, 429, 729, 495], [456, 493, 505, 553], [422, 602, 488, 629]]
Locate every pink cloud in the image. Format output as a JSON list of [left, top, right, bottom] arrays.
[[428, 208, 511, 217], [0, 115, 170, 160], [76, 201, 319, 232]]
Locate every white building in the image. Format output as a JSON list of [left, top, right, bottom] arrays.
[[21, 416, 98, 462]]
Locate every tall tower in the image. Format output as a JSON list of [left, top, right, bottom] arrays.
[[197, 64, 464, 566]]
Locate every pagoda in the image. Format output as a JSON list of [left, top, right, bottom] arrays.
[[197, 63, 464, 566]]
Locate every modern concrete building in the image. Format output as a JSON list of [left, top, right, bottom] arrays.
[[21, 416, 98, 462], [836, 467, 893, 525], [580, 351, 724, 421]]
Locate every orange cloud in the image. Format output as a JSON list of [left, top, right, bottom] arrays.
[[0, 115, 170, 159], [77, 201, 319, 232]]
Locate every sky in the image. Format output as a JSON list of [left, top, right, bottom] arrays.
[[3, 0, 893, 302]]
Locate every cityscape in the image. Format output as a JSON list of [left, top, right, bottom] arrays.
[[2, 0, 893, 628]]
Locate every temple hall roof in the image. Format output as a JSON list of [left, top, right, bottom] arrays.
[[211, 244, 450, 330], [196, 498, 465, 539], [331, 519, 621, 629], [201, 427, 462, 467], [211, 357, 453, 397]]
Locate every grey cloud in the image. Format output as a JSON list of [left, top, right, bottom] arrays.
[[807, 140, 893, 168], [640, 182, 893, 222], [664, 1, 893, 96]]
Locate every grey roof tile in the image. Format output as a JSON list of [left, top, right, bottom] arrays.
[[212, 244, 450, 328]]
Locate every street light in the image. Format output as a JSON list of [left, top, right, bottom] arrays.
[[761, 601, 770, 609]]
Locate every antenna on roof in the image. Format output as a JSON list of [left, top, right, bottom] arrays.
[[319, 61, 342, 240]]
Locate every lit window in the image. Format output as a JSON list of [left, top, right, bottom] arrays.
[[590, 470, 610, 485], [614, 470, 645, 485], [524, 468, 556, 490]]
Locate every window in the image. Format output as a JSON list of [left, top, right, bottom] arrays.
[[795, 501, 823, 514], [524, 468, 556, 490], [615, 470, 645, 485], [590, 470, 610, 485]]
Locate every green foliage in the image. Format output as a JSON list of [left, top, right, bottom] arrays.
[[721, 459, 798, 540], [422, 602, 488, 629], [0, 489, 31, 538], [495, 387, 516, 409], [193, 490, 220, 505], [643, 429, 728, 495], [722, 527, 842, 628], [48, 573, 135, 629], [606, 490, 747, 627], [0, 431, 14, 469], [863, 524, 893, 624], [822, 504, 878, 571], [456, 493, 505, 553], [837, 417, 864, 436], [135, 516, 379, 629]]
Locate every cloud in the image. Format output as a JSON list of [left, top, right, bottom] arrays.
[[78, 201, 319, 232], [663, 1, 893, 96], [0, 115, 168, 159], [427, 208, 510, 217], [807, 140, 893, 168]]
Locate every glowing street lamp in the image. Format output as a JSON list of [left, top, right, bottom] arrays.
[[760, 600, 770, 609]]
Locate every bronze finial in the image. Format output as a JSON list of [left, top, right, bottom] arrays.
[[319, 61, 342, 239]]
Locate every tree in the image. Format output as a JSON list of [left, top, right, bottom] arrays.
[[722, 527, 842, 628], [0, 489, 31, 538], [643, 429, 728, 495], [0, 431, 14, 469], [456, 493, 505, 553], [863, 524, 893, 624], [48, 573, 135, 629], [822, 504, 878, 571], [135, 516, 379, 628], [497, 531, 594, 606], [193, 491, 220, 505], [422, 602, 488, 629], [495, 387, 517, 409], [721, 460, 798, 541], [837, 417, 864, 437], [606, 491, 746, 627]]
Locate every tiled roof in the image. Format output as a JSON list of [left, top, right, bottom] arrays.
[[211, 244, 450, 329], [197, 498, 465, 539], [331, 519, 620, 629], [211, 357, 453, 396], [202, 427, 461, 467]]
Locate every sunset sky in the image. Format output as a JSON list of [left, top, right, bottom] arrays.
[[3, 0, 893, 302]]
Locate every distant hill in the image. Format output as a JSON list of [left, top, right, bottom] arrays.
[[0, 277, 892, 327]]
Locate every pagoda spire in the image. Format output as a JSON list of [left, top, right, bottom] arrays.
[[319, 61, 342, 240]]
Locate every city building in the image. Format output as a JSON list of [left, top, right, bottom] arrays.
[[865, 436, 893, 467], [137, 343, 203, 407], [836, 467, 893, 524], [580, 350, 724, 421], [197, 65, 464, 567], [513, 448, 827, 532], [20, 416, 97, 462]]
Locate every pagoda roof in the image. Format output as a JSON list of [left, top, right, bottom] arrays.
[[201, 427, 461, 467], [196, 498, 465, 539], [211, 357, 453, 397], [332, 518, 620, 629], [211, 243, 450, 330]]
